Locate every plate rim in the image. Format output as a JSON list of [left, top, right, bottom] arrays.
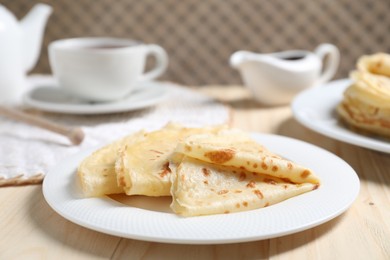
[[292, 78, 390, 153], [42, 133, 360, 244], [23, 80, 169, 115]]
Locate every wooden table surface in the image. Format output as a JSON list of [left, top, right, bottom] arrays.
[[1, 86, 389, 259]]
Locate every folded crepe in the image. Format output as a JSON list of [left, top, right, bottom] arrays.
[[170, 129, 320, 216], [78, 124, 320, 217], [337, 53, 390, 138], [115, 123, 226, 196], [357, 52, 390, 77], [77, 130, 146, 197], [175, 129, 320, 184]]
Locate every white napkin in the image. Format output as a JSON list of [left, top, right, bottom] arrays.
[[0, 75, 230, 185]]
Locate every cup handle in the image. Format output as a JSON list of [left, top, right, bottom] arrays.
[[314, 43, 340, 85], [138, 44, 169, 82]]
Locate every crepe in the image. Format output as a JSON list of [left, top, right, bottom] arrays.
[[357, 53, 390, 77], [175, 129, 320, 184], [77, 130, 146, 197], [115, 123, 226, 196], [170, 156, 319, 217], [78, 124, 320, 217], [337, 53, 390, 138], [170, 129, 320, 216]]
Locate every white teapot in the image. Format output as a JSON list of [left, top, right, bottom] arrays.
[[230, 43, 340, 106], [0, 3, 52, 103]]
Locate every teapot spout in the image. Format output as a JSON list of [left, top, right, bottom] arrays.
[[20, 3, 52, 72]]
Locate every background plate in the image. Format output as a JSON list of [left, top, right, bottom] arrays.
[[43, 133, 359, 244], [292, 79, 390, 153]]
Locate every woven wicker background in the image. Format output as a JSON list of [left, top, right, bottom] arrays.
[[3, 0, 390, 86]]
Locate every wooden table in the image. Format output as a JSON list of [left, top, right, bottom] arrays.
[[1, 86, 389, 259]]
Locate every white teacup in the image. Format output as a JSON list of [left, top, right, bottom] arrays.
[[48, 37, 168, 102]]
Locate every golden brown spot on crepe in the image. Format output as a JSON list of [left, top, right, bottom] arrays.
[[218, 190, 229, 195], [159, 162, 171, 178], [235, 190, 242, 193], [261, 162, 268, 170], [239, 172, 246, 181], [281, 178, 293, 183], [224, 210, 230, 214], [264, 178, 277, 185], [287, 162, 293, 170], [252, 172, 258, 176], [236, 203, 240, 208], [301, 170, 311, 179], [372, 107, 379, 115], [203, 180, 209, 185], [118, 176, 126, 187], [272, 165, 278, 172], [283, 184, 288, 189], [254, 189, 264, 199], [243, 201, 248, 207], [184, 144, 192, 152], [376, 60, 383, 69], [264, 202, 270, 207], [313, 184, 320, 190], [246, 161, 250, 165], [240, 166, 246, 170], [150, 149, 163, 154], [246, 180, 256, 188], [204, 149, 235, 164], [202, 168, 210, 177], [253, 163, 258, 168]]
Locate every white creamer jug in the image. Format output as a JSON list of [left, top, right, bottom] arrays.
[[230, 43, 340, 106]]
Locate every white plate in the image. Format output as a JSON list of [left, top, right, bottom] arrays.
[[292, 79, 390, 153], [23, 81, 168, 114], [43, 133, 359, 244]]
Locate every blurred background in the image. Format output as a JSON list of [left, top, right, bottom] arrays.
[[3, 0, 390, 86]]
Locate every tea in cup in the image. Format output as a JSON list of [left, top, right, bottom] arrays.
[[48, 37, 168, 102]]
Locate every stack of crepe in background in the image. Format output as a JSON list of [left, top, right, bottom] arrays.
[[78, 123, 320, 217], [337, 53, 390, 138]]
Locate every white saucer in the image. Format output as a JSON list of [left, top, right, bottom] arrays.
[[23, 81, 169, 114]]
